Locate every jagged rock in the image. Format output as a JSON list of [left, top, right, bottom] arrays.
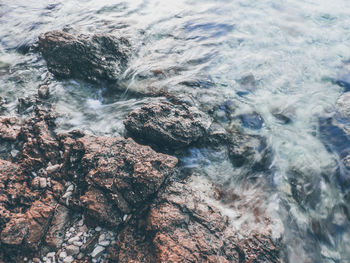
[[61, 134, 178, 225], [38, 30, 131, 83], [0, 116, 22, 140], [124, 101, 212, 148], [109, 176, 282, 263]]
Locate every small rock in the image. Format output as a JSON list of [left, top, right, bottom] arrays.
[[31, 177, 41, 189], [99, 240, 110, 247], [77, 253, 85, 260], [91, 245, 105, 258], [10, 149, 19, 157], [59, 251, 67, 259], [62, 191, 72, 199], [95, 226, 102, 232], [98, 234, 106, 243], [38, 85, 50, 99], [65, 244, 80, 256], [68, 236, 80, 244], [63, 256, 74, 263], [77, 219, 84, 226], [73, 241, 83, 247], [46, 164, 61, 174], [66, 185, 74, 192], [39, 177, 47, 188]]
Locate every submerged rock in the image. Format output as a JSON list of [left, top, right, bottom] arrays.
[[227, 130, 271, 170], [124, 101, 212, 148], [39, 30, 131, 83]]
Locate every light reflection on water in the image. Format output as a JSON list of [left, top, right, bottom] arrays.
[[1, 0, 350, 261]]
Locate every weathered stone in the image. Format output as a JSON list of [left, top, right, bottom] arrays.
[[62, 134, 178, 219], [39, 30, 131, 83], [65, 244, 80, 256], [110, 176, 282, 263], [0, 216, 28, 245], [0, 116, 22, 140], [124, 101, 212, 148], [80, 188, 122, 227]]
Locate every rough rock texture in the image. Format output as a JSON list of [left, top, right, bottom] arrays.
[[0, 116, 23, 140], [0, 91, 280, 262], [124, 101, 212, 148], [39, 30, 131, 83], [108, 176, 282, 263], [0, 101, 178, 262], [60, 133, 178, 226]]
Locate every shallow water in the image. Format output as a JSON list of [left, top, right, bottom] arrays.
[[1, 0, 350, 262]]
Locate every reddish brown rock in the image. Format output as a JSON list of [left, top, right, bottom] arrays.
[[61, 134, 178, 224], [80, 188, 122, 227], [0, 216, 28, 246], [0, 116, 22, 141], [110, 176, 282, 263]]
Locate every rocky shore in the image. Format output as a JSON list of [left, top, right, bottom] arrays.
[[0, 30, 282, 263]]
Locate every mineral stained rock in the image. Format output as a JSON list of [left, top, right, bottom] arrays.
[[0, 116, 22, 141], [108, 176, 282, 263], [38, 30, 131, 83], [61, 133, 178, 226], [0, 103, 178, 262], [124, 101, 212, 148]]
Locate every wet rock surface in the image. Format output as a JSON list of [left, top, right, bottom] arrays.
[[124, 101, 212, 148], [108, 176, 282, 263], [0, 98, 282, 262], [38, 30, 131, 83], [0, 101, 178, 262]]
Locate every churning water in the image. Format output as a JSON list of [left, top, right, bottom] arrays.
[[1, 0, 350, 262]]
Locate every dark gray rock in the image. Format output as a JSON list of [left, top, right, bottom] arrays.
[[39, 30, 131, 83], [124, 101, 212, 148]]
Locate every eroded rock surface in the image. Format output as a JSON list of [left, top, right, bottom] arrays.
[[39, 30, 131, 83], [0, 102, 178, 262], [124, 101, 212, 148], [108, 176, 282, 263], [59, 133, 178, 226]]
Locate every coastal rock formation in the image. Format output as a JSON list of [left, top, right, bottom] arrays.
[[0, 92, 279, 262], [0, 116, 23, 141], [60, 133, 178, 226], [0, 103, 178, 262], [39, 30, 131, 83], [107, 176, 282, 262], [124, 101, 212, 148]]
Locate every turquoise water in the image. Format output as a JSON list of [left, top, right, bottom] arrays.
[[1, 0, 350, 262]]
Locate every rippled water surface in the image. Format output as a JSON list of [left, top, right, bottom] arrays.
[[1, 0, 350, 262]]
